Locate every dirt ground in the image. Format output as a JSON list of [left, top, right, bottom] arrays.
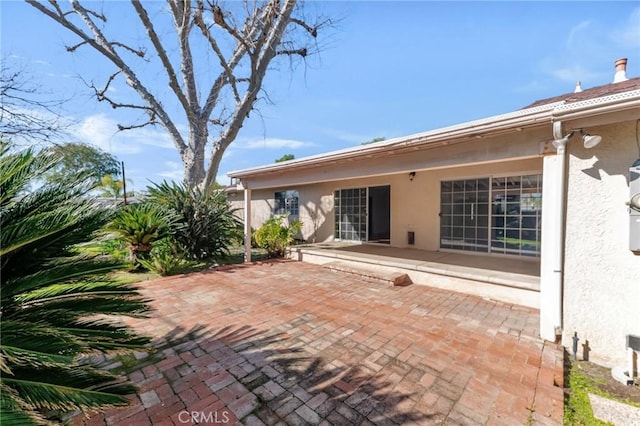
[[573, 360, 640, 405]]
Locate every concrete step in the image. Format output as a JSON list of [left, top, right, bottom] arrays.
[[323, 261, 412, 287]]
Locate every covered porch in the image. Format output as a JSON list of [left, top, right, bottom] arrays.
[[288, 242, 541, 309]]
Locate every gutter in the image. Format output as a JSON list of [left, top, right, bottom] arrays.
[[228, 102, 561, 179]]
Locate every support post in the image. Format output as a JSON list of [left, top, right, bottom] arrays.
[[244, 188, 252, 263], [121, 161, 127, 205]]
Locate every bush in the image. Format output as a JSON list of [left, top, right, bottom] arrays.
[[146, 181, 242, 260], [99, 236, 128, 261], [137, 238, 195, 276], [254, 215, 302, 257], [104, 202, 178, 267]]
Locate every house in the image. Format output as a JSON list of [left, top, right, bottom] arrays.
[[227, 58, 640, 370]]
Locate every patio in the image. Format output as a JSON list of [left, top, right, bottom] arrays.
[[72, 260, 563, 425], [290, 243, 541, 308]]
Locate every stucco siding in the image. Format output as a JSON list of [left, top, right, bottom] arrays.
[[230, 157, 543, 252], [563, 120, 640, 367]]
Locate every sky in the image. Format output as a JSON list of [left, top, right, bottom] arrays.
[[2, 1, 639, 191]]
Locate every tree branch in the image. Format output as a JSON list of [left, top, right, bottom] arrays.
[[110, 41, 146, 58], [25, 0, 188, 154], [204, 0, 298, 188], [193, 2, 241, 103], [130, 1, 190, 114], [277, 48, 307, 57]]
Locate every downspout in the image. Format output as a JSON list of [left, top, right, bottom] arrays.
[[551, 121, 571, 339]]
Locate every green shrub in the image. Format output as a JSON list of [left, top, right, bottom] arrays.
[[137, 238, 195, 276], [146, 181, 242, 260], [104, 202, 178, 267], [99, 237, 128, 261], [254, 215, 302, 257]]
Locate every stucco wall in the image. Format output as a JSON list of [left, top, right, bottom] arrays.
[[230, 157, 542, 251], [562, 120, 640, 367]]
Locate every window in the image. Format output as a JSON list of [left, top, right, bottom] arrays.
[[274, 190, 299, 217]]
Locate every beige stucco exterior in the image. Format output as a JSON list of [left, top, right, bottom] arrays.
[[562, 120, 640, 367], [230, 157, 543, 251]]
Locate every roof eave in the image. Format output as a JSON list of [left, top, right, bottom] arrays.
[[227, 103, 560, 179]]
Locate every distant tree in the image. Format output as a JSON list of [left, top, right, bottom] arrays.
[[361, 137, 386, 145], [275, 153, 295, 163], [0, 58, 68, 144], [99, 174, 125, 199], [27, 0, 333, 188], [45, 142, 120, 187]]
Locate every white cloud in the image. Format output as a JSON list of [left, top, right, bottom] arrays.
[[611, 7, 640, 48], [156, 161, 184, 181], [321, 128, 376, 144], [549, 64, 605, 84], [566, 20, 591, 49], [73, 113, 175, 154], [239, 137, 315, 149]]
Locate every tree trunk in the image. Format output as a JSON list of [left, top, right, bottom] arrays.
[[183, 127, 208, 188]]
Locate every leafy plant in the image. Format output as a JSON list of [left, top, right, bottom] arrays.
[[146, 181, 242, 260], [254, 214, 302, 257], [137, 238, 195, 276], [0, 144, 150, 424], [104, 202, 177, 266], [98, 237, 129, 261]]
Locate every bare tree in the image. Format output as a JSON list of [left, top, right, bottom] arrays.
[[0, 59, 68, 144], [25, 0, 331, 188]]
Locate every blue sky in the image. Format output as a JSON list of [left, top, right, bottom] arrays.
[[2, 1, 639, 191]]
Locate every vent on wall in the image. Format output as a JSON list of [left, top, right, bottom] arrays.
[[408, 231, 415, 245]]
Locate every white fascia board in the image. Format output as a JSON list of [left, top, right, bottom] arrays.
[[227, 102, 561, 179], [552, 90, 640, 121]]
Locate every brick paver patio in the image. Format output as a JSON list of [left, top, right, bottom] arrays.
[[73, 260, 564, 425]]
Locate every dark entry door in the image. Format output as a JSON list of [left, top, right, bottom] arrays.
[[368, 185, 390, 243]]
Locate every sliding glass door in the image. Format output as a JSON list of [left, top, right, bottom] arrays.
[[440, 178, 490, 252], [490, 175, 542, 256], [440, 174, 542, 257], [334, 188, 367, 241]]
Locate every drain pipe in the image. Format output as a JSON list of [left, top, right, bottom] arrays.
[[550, 121, 571, 340]]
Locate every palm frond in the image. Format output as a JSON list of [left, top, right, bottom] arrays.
[[0, 385, 44, 426], [16, 296, 150, 319], [3, 371, 133, 412], [1, 320, 84, 357], [0, 147, 150, 421], [4, 258, 123, 300], [2, 346, 74, 369]]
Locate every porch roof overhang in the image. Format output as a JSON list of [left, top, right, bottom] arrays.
[[228, 89, 640, 188]]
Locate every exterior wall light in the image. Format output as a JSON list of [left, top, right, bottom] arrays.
[[580, 130, 602, 149], [409, 171, 416, 181]]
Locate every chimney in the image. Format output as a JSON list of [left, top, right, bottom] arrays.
[[613, 57, 628, 83]]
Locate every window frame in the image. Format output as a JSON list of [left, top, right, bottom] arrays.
[[274, 190, 299, 217]]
